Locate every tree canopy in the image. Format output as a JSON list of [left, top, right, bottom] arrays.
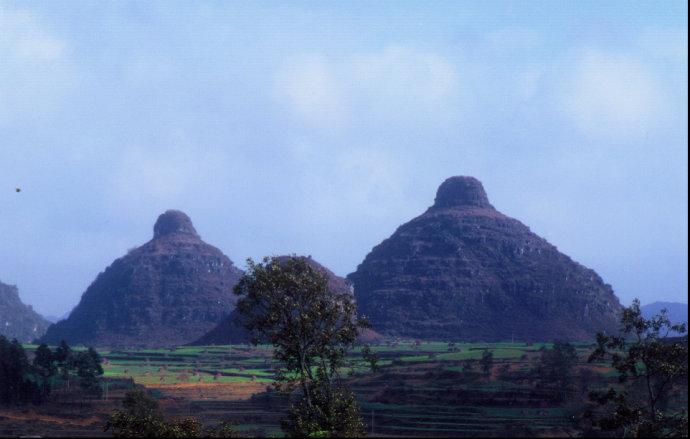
[[586, 299, 688, 437], [0, 337, 102, 405], [234, 256, 367, 437]]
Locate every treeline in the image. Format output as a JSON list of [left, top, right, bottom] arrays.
[[0, 337, 103, 405]]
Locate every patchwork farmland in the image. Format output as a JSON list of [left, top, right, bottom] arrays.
[[0, 341, 620, 437]]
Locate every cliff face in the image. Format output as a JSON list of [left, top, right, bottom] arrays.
[[41, 210, 243, 347], [0, 280, 50, 343], [348, 176, 622, 342]]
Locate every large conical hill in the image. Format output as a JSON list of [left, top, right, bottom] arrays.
[[347, 176, 622, 342]]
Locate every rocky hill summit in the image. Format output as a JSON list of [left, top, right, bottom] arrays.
[[41, 210, 243, 347], [348, 176, 622, 341], [0, 280, 50, 342]]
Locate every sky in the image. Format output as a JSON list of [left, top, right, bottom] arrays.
[[0, 0, 687, 317]]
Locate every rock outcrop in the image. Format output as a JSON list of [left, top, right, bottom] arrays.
[[348, 176, 622, 341], [41, 210, 243, 347], [0, 280, 50, 342]]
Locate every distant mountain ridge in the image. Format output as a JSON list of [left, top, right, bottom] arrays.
[[641, 301, 688, 327], [0, 280, 50, 342], [44, 311, 71, 323], [41, 210, 243, 347]]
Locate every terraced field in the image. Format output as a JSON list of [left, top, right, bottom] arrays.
[[101, 345, 276, 385], [96, 341, 601, 436], [14, 341, 610, 437]]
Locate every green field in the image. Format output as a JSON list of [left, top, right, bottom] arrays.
[[47, 340, 603, 437], [98, 345, 276, 385], [90, 341, 598, 385]]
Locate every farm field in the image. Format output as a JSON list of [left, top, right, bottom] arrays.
[[6, 341, 613, 437]]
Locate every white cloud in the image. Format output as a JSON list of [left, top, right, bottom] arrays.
[[349, 46, 459, 110], [0, 7, 73, 123], [559, 51, 665, 139], [274, 46, 460, 129], [336, 147, 405, 213], [106, 143, 241, 217], [0, 8, 65, 60], [290, 142, 406, 222], [275, 55, 346, 128]]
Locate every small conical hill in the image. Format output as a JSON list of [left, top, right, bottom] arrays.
[[41, 210, 243, 347]]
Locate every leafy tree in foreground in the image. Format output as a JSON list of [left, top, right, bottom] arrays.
[[585, 298, 688, 437], [234, 256, 367, 437], [106, 389, 202, 438], [105, 389, 236, 438], [282, 371, 366, 438]]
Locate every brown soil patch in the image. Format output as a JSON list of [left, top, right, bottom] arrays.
[[0, 409, 101, 426], [148, 382, 269, 400]]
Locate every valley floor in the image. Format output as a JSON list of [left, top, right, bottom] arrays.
[[2, 341, 677, 437]]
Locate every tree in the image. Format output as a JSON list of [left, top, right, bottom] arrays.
[[0, 336, 28, 404], [105, 389, 235, 438], [32, 343, 57, 397], [0, 336, 41, 404], [234, 256, 367, 437], [54, 340, 72, 365], [33, 344, 57, 377], [106, 389, 201, 437], [123, 388, 160, 417], [282, 373, 365, 438], [362, 344, 380, 373], [586, 299, 688, 437], [54, 340, 73, 389], [0, 338, 104, 406], [73, 347, 104, 398], [535, 340, 578, 402], [480, 349, 494, 376]]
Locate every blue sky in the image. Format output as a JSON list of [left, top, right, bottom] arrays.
[[1, 1, 687, 316]]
